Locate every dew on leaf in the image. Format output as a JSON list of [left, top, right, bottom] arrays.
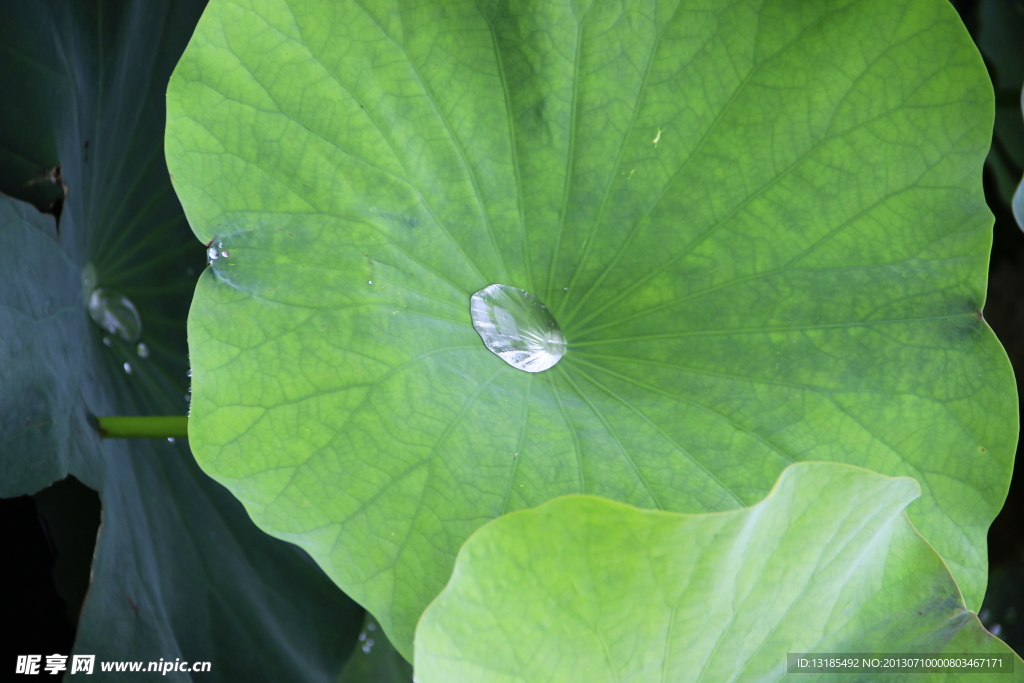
[[123, 362, 132, 374], [102, 336, 112, 347], [207, 246, 219, 261], [136, 342, 150, 358], [167, 437, 176, 443], [470, 284, 565, 373], [88, 288, 142, 342]]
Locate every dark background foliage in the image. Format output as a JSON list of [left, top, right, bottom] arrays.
[[1, 0, 1021, 676]]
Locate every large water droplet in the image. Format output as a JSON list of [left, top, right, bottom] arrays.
[[470, 284, 565, 373], [88, 288, 142, 342]]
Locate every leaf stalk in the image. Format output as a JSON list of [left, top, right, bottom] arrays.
[[96, 416, 188, 439]]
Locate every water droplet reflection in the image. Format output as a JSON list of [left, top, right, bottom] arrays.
[[470, 284, 565, 373], [88, 289, 142, 342], [136, 342, 150, 358]]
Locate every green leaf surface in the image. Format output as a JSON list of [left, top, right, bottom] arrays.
[[0, 1, 362, 678], [167, 0, 1017, 655], [415, 462, 1023, 683]]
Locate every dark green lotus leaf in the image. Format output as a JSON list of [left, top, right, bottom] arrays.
[[337, 613, 414, 683], [416, 463, 1023, 682], [0, 1, 362, 678], [976, 0, 1024, 216], [167, 0, 1017, 656]]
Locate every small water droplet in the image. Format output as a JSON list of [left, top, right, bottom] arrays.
[[221, 250, 229, 258], [187, 386, 192, 393], [366, 639, 374, 648], [88, 289, 142, 342], [368, 280, 373, 285], [563, 287, 568, 291], [470, 284, 565, 373], [102, 336, 112, 347], [207, 246, 219, 261], [217, 242, 223, 248], [136, 342, 150, 358], [367, 623, 376, 631], [187, 368, 192, 378], [123, 362, 133, 374], [167, 437, 176, 443], [361, 645, 371, 654], [184, 394, 191, 403]]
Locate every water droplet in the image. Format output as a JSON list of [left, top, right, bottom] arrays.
[[167, 437, 176, 443], [217, 242, 223, 248], [368, 280, 373, 285], [123, 362, 133, 374], [184, 394, 191, 403], [88, 289, 142, 342], [563, 287, 568, 291], [136, 342, 150, 358], [221, 250, 230, 258], [359, 633, 366, 642], [470, 284, 565, 373], [367, 623, 376, 631], [366, 639, 374, 648], [102, 336, 112, 347], [207, 246, 219, 261], [361, 645, 371, 654], [187, 368, 192, 378]]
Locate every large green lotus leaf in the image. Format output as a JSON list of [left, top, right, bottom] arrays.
[[416, 463, 1023, 682], [166, 0, 1017, 655], [0, 1, 362, 678]]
